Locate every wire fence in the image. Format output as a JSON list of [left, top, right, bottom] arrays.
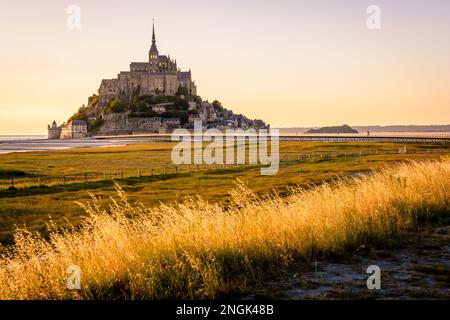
[[1, 147, 449, 190], [0, 163, 234, 190]]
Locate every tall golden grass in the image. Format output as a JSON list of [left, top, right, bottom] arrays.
[[0, 159, 449, 300]]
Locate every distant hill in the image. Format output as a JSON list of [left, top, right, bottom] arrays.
[[353, 125, 450, 133], [305, 124, 358, 134]]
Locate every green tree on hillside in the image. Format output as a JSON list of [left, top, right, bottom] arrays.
[[212, 100, 223, 111], [105, 99, 128, 114], [89, 117, 104, 134]]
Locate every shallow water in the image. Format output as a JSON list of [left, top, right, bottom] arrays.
[[0, 137, 127, 154]]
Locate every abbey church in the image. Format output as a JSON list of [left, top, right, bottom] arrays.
[[99, 23, 197, 105]]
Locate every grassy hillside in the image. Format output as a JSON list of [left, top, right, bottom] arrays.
[[0, 159, 449, 299]]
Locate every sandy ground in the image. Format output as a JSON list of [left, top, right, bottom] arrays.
[[240, 224, 450, 300]]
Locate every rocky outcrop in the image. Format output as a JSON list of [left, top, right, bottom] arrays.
[[306, 124, 358, 134], [97, 113, 163, 135]]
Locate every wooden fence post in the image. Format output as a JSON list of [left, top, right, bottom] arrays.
[[121, 171, 123, 179], [84, 173, 88, 183], [11, 178, 14, 188], [63, 176, 66, 185]]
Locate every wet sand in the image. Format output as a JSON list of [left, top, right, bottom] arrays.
[[0, 138, 128, 154]]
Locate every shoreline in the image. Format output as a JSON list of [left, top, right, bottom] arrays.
[[1, 131, 450, 155], [0, 138, 129, 155]]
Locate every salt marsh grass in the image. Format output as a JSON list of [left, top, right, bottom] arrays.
[[0, 158, 449, 299]]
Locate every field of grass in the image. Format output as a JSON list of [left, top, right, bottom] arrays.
[[0, 158, 449, 299], [0, 141, 448, 246]]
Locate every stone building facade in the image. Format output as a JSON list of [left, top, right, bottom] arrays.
[[60, 120, 88, 139], [99, 23, 197, 106], [48, 120, 88, 139]]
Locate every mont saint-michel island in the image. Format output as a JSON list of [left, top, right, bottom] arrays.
[[47, 24, 267, 140]]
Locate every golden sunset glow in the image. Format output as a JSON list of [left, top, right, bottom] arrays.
[[1, 0, 449, 134]]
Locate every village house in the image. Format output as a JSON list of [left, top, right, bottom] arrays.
[[60, 120, 88, 139]]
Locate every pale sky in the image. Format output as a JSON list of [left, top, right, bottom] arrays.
[[0, 0, 449, 134]]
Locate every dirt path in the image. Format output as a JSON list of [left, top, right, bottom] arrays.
[[241, 224, 450, 300]]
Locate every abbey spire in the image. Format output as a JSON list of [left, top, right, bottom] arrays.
[[149, 20, 159, 56], [152, 20, 156, 44]]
